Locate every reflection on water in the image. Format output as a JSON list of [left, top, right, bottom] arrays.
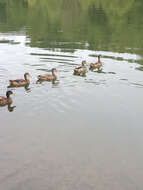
[[7, 104, 16, 112], [90, 68, 116, 75], [0, 0, 143, 57], [0, 103, 16, 112], [0, 0, 143, 190], [136, 66, 143, 72], [36, 78, 60, 86], [8, 84, 31, 93]]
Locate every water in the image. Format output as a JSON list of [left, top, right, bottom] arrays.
[[0, 1, 143, 189]]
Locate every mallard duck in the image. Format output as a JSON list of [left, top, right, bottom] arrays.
[[37, 68, 58, 81], [9, 73, 30, 87], [0, 91, 14, 106], [90, 55, 102, 70], [74, 61, 87, 75]]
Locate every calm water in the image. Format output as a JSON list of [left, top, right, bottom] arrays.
[[0, 1, 143, 189]]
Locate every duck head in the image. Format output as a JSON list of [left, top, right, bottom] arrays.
[[6, 91, 13, 98], [82, 61, 87, 66], [51, 68, 58, 75], [24, 73, 30, 80]]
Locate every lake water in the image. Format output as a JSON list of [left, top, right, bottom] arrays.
[[0, 1, 143, 189]]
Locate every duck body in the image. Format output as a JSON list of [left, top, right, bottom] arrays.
[[37, 68, 58, 82], [90, 55, 102, 70], [74, 61, 87, 75], [0, 91, 13, 106], [9, 73, 30, 87], [9, 79, 30, 87]]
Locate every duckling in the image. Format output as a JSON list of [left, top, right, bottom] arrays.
[[74, 61, 87, 75], [90, 55, 102, 70], [0, 91, 14, 106], [37, 68, 58, 81], [9, 73, 30, 87]]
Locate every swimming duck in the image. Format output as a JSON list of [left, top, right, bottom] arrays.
[[9, 73, 30, 87], [0, 91, 14, 106], [90, 55, 102, 70], [37, 68, 58, 81], [74, 61, 87, 75]]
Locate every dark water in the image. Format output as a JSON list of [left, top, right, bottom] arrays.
[[0, 1, 143, 189]]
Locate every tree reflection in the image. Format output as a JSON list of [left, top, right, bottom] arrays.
[[0, 0, 143, 57]]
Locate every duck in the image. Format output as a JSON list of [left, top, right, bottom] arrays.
[[37, 68, 58, 82], [90, 55, 102, 70], [74, 61, 87, 75], [9, 73, 30, 87], [0, 91, 14, 106]]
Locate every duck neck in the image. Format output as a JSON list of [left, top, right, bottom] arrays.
[[82, 62, 86, 67], [24, 75, 29, 81], [52, 71, 56, 77], [98, 56, 101, 62], [6, 94, 11, 100]]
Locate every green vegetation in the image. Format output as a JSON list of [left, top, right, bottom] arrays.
[[0, 0, 143, 57]]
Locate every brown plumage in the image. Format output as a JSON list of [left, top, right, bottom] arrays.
[[9, 73, 30, 87], [74, 61, 87, 75], [90, 55, 102, 70], [37, 68, 58, 82], [0, 91, 13, 106]]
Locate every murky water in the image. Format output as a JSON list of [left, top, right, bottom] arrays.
[[0, 1, 143, 189]]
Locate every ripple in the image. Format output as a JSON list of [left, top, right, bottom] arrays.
[[120, 79, 128, 81], [31, 64, 46, 67], [136, 67, 143, 71], [36, 68, 52, 72], [90, 70, 116, 75], [130, 82, 143, 88], [30, 53, 77, 58], [40, 57, 74, 62]]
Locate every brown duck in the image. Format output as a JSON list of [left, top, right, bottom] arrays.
[[74, 61, 87, 75], [0, 91, 14, 106], [90, 55, 102, 70], [9, 73, 30, 87], [37, 68, 58, 81]]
